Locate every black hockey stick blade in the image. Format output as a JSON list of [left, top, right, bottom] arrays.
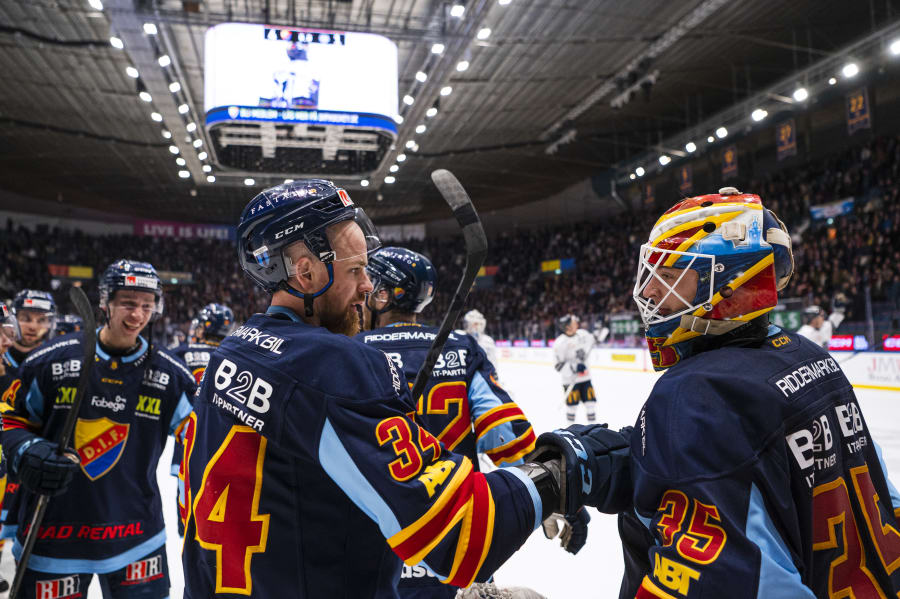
[[10, 287, 96, 599], [409, 170, 488, 402]]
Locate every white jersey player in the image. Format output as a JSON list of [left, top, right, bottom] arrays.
[[552, 314, 597, 422], [796, 305, 844, 348], [463, 309, 498, 366]]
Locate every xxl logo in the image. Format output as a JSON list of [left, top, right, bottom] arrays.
[[136, 395, 161, 417], [213, 359, 272, 413], [55, 386, 77, 406], [75, 417, 130, 480], [35, 575, 80, 599], [125, 555, 163, 583]]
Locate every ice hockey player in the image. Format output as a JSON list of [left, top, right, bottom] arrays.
[[181, 180, 632, 598], [553, 314, 598, 423], [0, 303, 21, 592], [622, 187, 900, 598], [1, 260, 196, 599], [54, 314, 84, 337], [170, 302, 234, 536], [463, 309, 498, 366], [796, 304, 845, 348]]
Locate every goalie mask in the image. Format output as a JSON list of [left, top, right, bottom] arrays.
[[633, 187, 794, 371]]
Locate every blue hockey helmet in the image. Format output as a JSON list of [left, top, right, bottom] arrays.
[[1, 303, 21, 344], [237, 179, 380, 314], [55, 314, 84, 336], [365, 247, 436, 315], [13, 290, 57, 320], [99, 260, 164, 321], [194, 303, 235, 339]]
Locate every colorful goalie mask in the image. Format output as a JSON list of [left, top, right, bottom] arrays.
[[633, 187, 794, 371]]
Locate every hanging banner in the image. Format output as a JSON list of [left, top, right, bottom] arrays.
[[846, 88, 871, 135], [677, 164, 692, 195], [722, 145, 738, 180], [134, 220, 235, 241], [776, 119, 797, 161]]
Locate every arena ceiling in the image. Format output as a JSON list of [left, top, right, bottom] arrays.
[[0, 0, 892, 225]]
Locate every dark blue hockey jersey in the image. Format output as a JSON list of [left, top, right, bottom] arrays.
[[628, 329, 900, 599], [181, 307, 542, 598], [1, 332, 195, 572]]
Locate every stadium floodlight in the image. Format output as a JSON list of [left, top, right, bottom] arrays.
[[88, 0, 103, 10], [499, 0, 512, 5], [410, 142, 420, 152], [456, 60, 470, 72], [393, 115, 404, 124], [828, 77, 837, 85], [178, 170, 190, 178], [168, 145, 179, 155], [360, 179, 370, 187], [202, 164, 212, 173], [477, 28, 492, 40], [176, 157, 186, 166], [715, 126, 728, 139], [125, 66, 139, 78], [244, 178, 255, 186], [384, 176, 396, 184], [629, 173, 636, 180], [198, 151, 208, 160], [397, 153, 407, 162], [891, 39, 900, 56], [162, 130, 172, 139], [416, 71, 427, 82], [431, 43, 445, 55], [168, 81, 181, 93], [658, 155, 671, 166], [450, 4, 465, 17], [426, 107, 438, 118], [150, 112, 162, 122], [193, 139, 202, 148], [405, 140, 416, 149], [415, 124, 427, 134], [440, 86, 453, 96], [186, 122, 197, 132], [403, 95, 415, 106], [158, 55, 171, 67], [143, 23, 158, 35], [139, 91, 152, 103], [207, 175, 216, 183], [635, 166, 645, 177], [707, 135, 715, 143], [751, 108, 768, 122], [389, 165, 399, 173], [284, 179, 294, 184], [178, 104, 189, 114], [685, 141, 697, 153], [842, 62, 859, 78], [109, 36, 124, 49], [792, 87, 808, 102]]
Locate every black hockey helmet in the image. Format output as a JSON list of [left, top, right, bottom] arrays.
[[13, 289, 58, 334], [55, 314, 84, 336], [99, 260, 164, 322], [194, 303, 235, 339], [365, 247, 436, 315]]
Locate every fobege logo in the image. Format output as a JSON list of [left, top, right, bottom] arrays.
[[91, 394, 127, 413], [35, 575, 80, 599]]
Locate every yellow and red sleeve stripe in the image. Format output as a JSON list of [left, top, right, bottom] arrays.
[[474, 404, 527, 440], [635, 576, 678, 599], [2, 414, 37, 431], [388, 458, 496, 587], [485, 427, 536, 466], [895, 506, 900, 521]]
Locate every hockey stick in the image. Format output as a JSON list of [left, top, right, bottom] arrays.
[[10, 287, 96, 599], [409, 170, 488, 403]]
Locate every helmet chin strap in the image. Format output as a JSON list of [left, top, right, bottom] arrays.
[[678, 314, 746, 336], [279, 262, 335, 317]]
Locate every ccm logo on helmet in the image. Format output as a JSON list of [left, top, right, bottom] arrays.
[[274, 222, 304, 239]]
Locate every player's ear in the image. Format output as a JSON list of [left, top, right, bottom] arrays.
[[291, 255, 320, 293]]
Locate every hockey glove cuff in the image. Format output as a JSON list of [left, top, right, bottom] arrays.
[[15, 439, 80, 497]]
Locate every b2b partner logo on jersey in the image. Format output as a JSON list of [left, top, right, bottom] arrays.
[[50, 359, 81, 382], [74, 417, 130, 480], [209, 359, 273, 431], [35, 575, 80, 599], [142, 368, 170, 391]]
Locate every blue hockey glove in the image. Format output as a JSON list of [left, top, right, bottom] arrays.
[[15, 439, 80, 496], [575, 363, 587, 374], [528, 424, 631, 517], [542, 508, 590, 555]]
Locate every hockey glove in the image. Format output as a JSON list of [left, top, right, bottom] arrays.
[[575, 363, 587, 374], [554, 361, 565, 372], [542, 508, 590, 555], [15, 439, 80, 496], [528, 424, 631, 517]]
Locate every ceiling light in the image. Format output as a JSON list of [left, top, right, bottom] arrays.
[[162, 130, 172, 139], [426, 107, 438, 118], [828, 77, 837, 85], [842, 62, 859, 78], [393, 114, 404, 124], [88, 0, 104, 10], [477, 27, 491, 40], [635, 167, 645, 177], [139, 91, 152, 102], [389, 164, 399, 173], [403, 95, 415, 106], [168, 81, 181, 93], [202, 164, 211, 173], [792, 87, 808, 102], [384, 176, 396, 184], [168, 145, 179, 154], [415, 71, 427, 83], [143, 23, 158, 35], [456, 60, 469, 72], [177, 104, 189, 114], [284, 179, 294, 184], [405, 140, 416, 149], [206, 175, 216, 183], [244, 178, 255, 186], [360, 179, 370, 187], [109, 36, 123, 49], [431, 43, 445, 55], [707, 135, 715, 143], [125, 66, 139, 78], [715, 126, 728, 139], [150, 112, 162, 122], [658, 155, 671, 166], [176, 157, 186, 166], [158, 55, 171, 67], [440, 86, 453, 96], [415, 124, 426, 134], [751, 108, 768, 122], [629, 173, 636, 180], [499, 0, 512, 5], [186, 122, 197, 132], [411, 142, 420, 152], [193, 139, 202, 148], [685, 141, 697, 153], [450, 4, 465, 18], [397, 153, 407, 162], [198, 151, 208, 160], [178, 170, 190, 178], [891, 39, 900, 56]]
